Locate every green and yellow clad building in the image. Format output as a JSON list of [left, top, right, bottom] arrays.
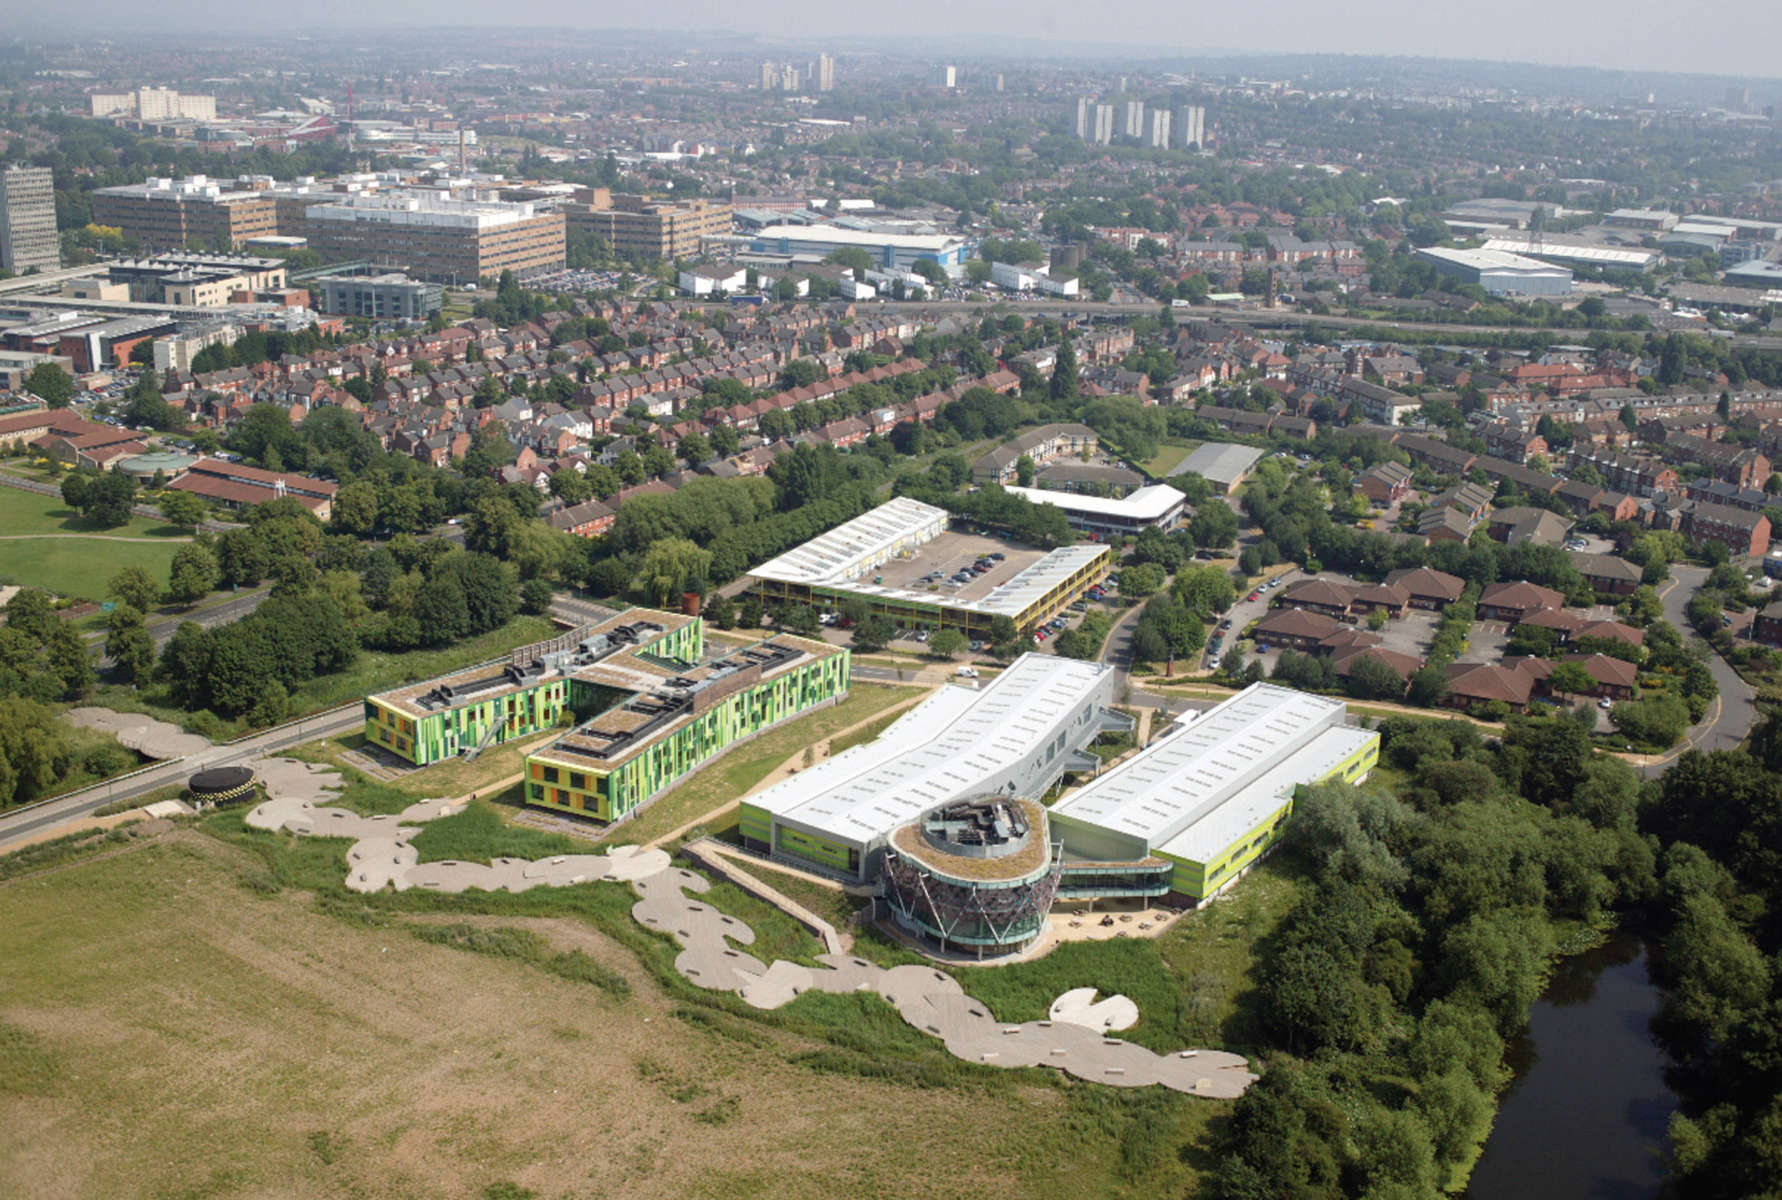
[[364, 610, 848, 824]]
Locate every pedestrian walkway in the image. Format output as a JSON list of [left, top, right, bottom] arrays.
[[242, 753, 1257, 1099]]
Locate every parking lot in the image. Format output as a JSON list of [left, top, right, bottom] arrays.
[[1206, 566, 1301, 669], [871, 530, 1047, 605]]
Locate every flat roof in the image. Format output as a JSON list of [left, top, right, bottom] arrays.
[[1002, 483, 1185, 522], [1416, 246, 1573, 276], [749, 496, 947, 587], [371, 610, 697, 720], [1177, 442, 1266, 484], [750, 223, 965, 252], [750, 497, 1108, 618], [1480, 235, 1658, 268], [1156, 725, 1375, 864], [1050, 683, 1352, 850], [753, 654, 1112, 846]]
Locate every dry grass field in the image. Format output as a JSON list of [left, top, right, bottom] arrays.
[[0, 830, 1223, 1200]]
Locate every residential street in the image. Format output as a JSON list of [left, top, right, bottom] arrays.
[[1641, 564, 1761, 777]]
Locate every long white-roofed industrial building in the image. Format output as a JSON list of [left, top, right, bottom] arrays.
[[1049, 683, 1379, 903], [740, 653, 1136, 883], [1414, 245, 1574, 297], [747, 496, 1110, 637]]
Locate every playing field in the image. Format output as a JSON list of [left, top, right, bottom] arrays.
[[0, 831, 1214, 1200], [0, 486, 187, 601]]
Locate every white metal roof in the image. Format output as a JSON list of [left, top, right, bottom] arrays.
[[755, 654, 1112, 846], [749, 497, 947, 586], [1417, 246, 1572, 276], [749, 497, 1109, 618], [1178, 442, 1266, 484], [1480, 235, 1658, 268], [1002, 483, 1185, 522], [1050, 683, 1350, 850], [1156, 725, 1376, 865], [750, 223, 966, 253]]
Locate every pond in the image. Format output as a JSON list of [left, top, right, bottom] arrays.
[[1466, 933, 1677, 1200]]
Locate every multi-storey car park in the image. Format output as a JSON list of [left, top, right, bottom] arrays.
[[743, 674, 1379, 956], [365, 610, 849, 825], [747, 496, 1111, 638]]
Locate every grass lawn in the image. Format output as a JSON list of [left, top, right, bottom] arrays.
[[0, 487, 189, 601], [605, 684, 912, 848], [86, 615, 561, 740], [294, 727, 562, 806], [0, 831, 1207, 1200], [1141, 439, 1201, 478]]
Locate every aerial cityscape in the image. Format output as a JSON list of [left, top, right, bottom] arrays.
[[0, 15, 1779, 1199]]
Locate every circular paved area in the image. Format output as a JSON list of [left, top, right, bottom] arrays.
[[66, 707, 211, 759]]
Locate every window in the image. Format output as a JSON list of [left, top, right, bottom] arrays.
[[542, 766, 559, 784], [570, 772, 586, 790]]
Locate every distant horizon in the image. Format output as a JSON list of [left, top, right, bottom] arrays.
[[8, 3, 1782, 82]]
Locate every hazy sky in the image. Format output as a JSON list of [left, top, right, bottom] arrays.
[[45, 1, 1782, 79]]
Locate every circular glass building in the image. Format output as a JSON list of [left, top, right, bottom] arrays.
[[881, 795, 1061, 958]]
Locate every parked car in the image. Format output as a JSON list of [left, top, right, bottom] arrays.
[[1598, 697, 1614, 709], [956, 666, 979, 679]]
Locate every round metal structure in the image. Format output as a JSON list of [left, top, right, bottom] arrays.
[[881, 795, 1061, 957], [187, 765, 257, 805]]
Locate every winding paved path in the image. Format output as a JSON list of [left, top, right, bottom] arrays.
[[243, 756, 1257, 1099]]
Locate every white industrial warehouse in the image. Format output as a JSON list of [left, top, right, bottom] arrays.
[[740, 654, 1129, 880], [743, 675, 1379, 911]]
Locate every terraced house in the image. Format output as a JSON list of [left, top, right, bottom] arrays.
[[367, 613, 848, 828]]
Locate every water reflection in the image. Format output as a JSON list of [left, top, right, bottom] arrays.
[[1465, 934, 1676, 1200]]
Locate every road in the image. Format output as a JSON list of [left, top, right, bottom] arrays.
[[0, 703, 363, 852], [863, 298, 1782, 350], [1641, 564, 1760, 777]]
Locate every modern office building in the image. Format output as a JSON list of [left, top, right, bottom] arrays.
[[881, 796, 1065, 956], [748, 497, 1110, 637], [1002, 483, 1187, 536], [1048, 684, 1379, 903], [741, 653, 1128, 882], [747, 223, 970, 277], [522, 623, 849, 825], [366, 612, 849, 824], [91, 175, 278, 252], [815, 53, 836, 91], [298, 191, 565, 283], [1414, 246, 1573, 297], [314, 272, 443, 321], [931, 65, 957, 89], [565, 192, 733, 261], [106, 253, 288, 304], [0, 166, 58, 274]]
